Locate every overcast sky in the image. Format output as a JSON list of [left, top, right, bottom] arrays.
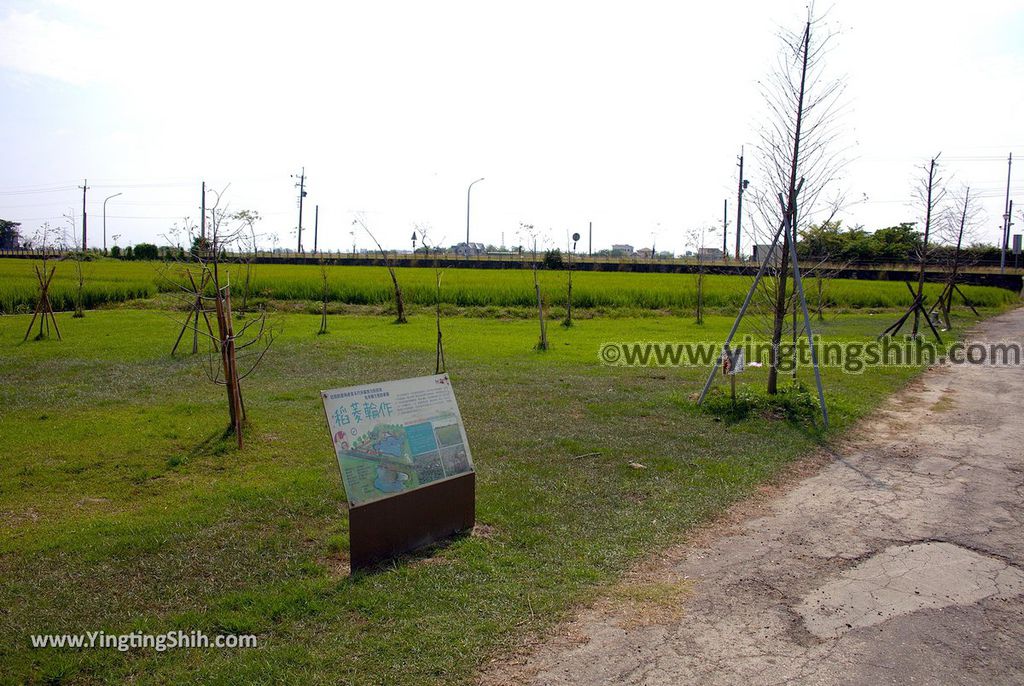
[[1, 0, 1022, 254]]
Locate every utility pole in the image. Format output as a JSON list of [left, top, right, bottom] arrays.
[[293, 167, 307, 253], [1000, 152, 1013, 274], [1007, 199, 1015, 268], [78, 179, 89, 251], [201, 181, 206, 240], [735, 148, 747, 260], [722, 199, 728, 259], [588, 221, 592, 256], [313, 205, 319, 253]]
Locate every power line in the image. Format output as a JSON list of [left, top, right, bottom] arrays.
[[8, 214, 197, 221], [0, 181, 195, 196], [90, 182, 194, 189], [0, 185, 77, 197]]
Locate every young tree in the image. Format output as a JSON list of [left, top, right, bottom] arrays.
[[930, 184, 981, 328], [165, 187, 274, 448], [55, 208, 88, 319], [23, 223, 63, 341], [419, 226, 447, 373], [317, 254, 331, 335], [562, 231, 580, 328], [354, 214, 407, 324], [519, 222, 548, 350], [232, 210, 261, 313], [71, 249, 86, 318], [910, 155, 945, 337], [687, 226, 717, 325], [749, 11, 846, 395]]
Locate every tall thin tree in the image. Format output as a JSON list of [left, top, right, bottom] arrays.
[[751, 11, 846, 395], [911, 155, 944, 337], [354, 214, 407, 324]]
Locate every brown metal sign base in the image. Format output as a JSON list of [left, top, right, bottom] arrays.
[[348, 472, 475, 572]]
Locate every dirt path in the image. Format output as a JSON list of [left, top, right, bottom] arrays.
[[481, 307, 1024, 686]]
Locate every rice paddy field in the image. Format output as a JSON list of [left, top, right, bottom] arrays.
[[0, 257, 1017, 314]]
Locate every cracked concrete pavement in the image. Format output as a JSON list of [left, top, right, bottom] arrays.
[[481, 307, 1024, 686]]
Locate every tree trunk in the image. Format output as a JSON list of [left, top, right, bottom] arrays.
[[214, 283, 244, 448], [73, 258, 85, 318], [767, 21, 810, 396], [943, 185, 969, 331], [912, 158, 938, 338], [387, 263, 407, 324], [816, 276, 824, 321], [435, 267, 445, 373], [767, 238, 790, 395], [563, 267, 573, 327], [696, 270, 704, 324], [318, 268, 329, 334], [534, 268, 548, 350]]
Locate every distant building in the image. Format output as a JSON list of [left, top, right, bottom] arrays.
[[611, 244, 635, 255], [451, 242, 485, 256], [635, 247, 654, 259], [752, 243, 783, 266], [697, 247, 724, 261]]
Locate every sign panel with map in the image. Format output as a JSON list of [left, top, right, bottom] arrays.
[[321, 374, 475, 507]]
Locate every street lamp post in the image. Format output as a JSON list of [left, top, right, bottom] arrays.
[[466, 177, 485, 254], [103, 192, 123, 254]]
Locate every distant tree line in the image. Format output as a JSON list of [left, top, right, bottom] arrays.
[[0, 219, 23, 249], [0, 216, 1007, 265], [796, 221, 1002, 264]]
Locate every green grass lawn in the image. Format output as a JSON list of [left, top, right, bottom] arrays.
[[1, 257, 1016, 314], [0, 304, 999, 684]]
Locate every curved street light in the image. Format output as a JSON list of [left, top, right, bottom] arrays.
[[103, 192, 123, 253], [466, 177, 485, 253]]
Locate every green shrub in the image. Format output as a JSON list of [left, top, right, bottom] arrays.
[[133, 243, 159, 261], [543, 249, 564, 270]]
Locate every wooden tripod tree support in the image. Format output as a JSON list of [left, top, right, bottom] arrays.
[[24, 264, 61, 342], [877, 282, 944, 344], [213, 283, 245, 449], [171, 269, 218, 355]]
